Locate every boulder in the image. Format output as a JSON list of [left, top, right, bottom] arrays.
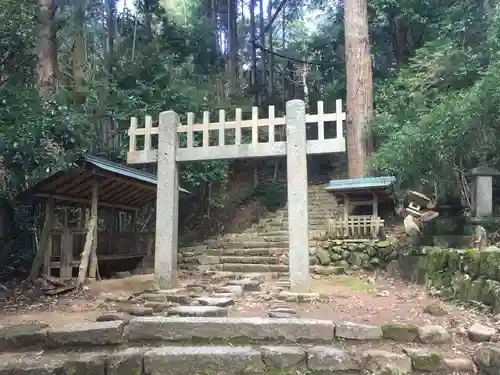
[[443, 357, 474, 372], [362, 350, 412, 375], [316, 248, 331, 266], [423, 301, 448, 316], [417, 325, 451, 344], [403, 347, 443, 372], [381, 323, 418, 342], [468, 323, 496, 342]]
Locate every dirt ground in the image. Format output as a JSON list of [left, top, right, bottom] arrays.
[[0, 272, 494, 334]]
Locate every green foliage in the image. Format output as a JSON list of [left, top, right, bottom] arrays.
[[244, 179, 288, 212], [369, 0, 500, 203]]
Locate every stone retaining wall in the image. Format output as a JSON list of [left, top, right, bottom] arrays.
[[312, 239, 396, 274], [0, 317, 480, 374], [397, 245, 500, 314]]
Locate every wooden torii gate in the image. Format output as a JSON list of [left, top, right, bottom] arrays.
[[127, 99, 346, 292]]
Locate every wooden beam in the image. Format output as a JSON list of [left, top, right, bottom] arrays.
[[88, 180, 99, 279], [92, 171, 157, 192], [35, 193, 138, 211], [76, 203, 97, 289], [29, 198, 54, 280]]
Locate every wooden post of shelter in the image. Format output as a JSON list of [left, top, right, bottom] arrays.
[[29, 197, 55, 280], [77, 178, 98, 288]]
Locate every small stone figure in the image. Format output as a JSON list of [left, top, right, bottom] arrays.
[[404, 214, 421, 237], [471, 225, 487, 250]]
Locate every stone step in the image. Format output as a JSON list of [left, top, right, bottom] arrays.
[[205, 240, 290, 249], [265, 220, 326, 226], [1, 317, 478, 374], [219, 256, 283, 265], [207, 248, 288, 257], [267, 212, 330, 218], [0, 344, 475, 375], [215, 263, 290, 272]]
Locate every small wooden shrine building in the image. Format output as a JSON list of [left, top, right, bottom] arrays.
[[18, 155, 189, 281], [325, 176, 396, 217], [323, 176, 396, 239]]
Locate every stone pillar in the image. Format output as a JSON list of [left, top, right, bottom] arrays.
[[155, 111, 180, 288], [285, 99, 310, 292], [475, 176, 493, 217], [471, 166, 500, 218]]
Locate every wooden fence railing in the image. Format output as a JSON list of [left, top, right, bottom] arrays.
[[127, 100, 346, 164], [324, 215, 385, 239]]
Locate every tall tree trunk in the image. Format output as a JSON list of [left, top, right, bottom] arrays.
[[267, 0, 274, 96], [239, 0, 246, 81], [71, 1, 86, 104], [344, 0, 373, 178], [250, 0, 258, 105], [144, 0, 153, 40], [100, 0, 117, 150], [227, 0, 238, 95], [37, 0, 58, 100], [259, 0, 266, 96], [107, 0, 116, 75], [281, 6, 287, 104]]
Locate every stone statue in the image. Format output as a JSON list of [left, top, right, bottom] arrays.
[[472, 225, 487, 250]]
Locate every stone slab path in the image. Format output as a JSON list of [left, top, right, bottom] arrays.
[[1, 271, 500, 373], [0, 271, 498, 365]]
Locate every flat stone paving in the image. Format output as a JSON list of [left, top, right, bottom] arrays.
[[0, 270, 497, 367]]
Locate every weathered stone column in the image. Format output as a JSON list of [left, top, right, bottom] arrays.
[[156, 111, 180, 288], [285, 99, 310, 292]]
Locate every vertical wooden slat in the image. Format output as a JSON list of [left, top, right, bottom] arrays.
[[219, 109, 225, 146], [251, 106, 259, 145], [235, 108, 242, 145], [203, 111, 210, 148], [144, 115, 152, 151], [336, 99, 343, 138], [187, 112, 194, 148], [129, 117, 137, 152], [268, 105, 275, 143], [60, 229, 73, 278], [317, 101, 325, 141], [42, 198, 55, 277]]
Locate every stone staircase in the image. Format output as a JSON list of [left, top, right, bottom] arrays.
[[179, 184, 340, 274], [0, 272, 485, 375]]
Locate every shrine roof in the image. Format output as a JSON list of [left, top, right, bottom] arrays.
[[325, 176, 396, 194]]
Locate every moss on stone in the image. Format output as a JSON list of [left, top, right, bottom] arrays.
[[406, 350, 443, 372], [462, 249, 480, 277], [315, 248, 331, 266]]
